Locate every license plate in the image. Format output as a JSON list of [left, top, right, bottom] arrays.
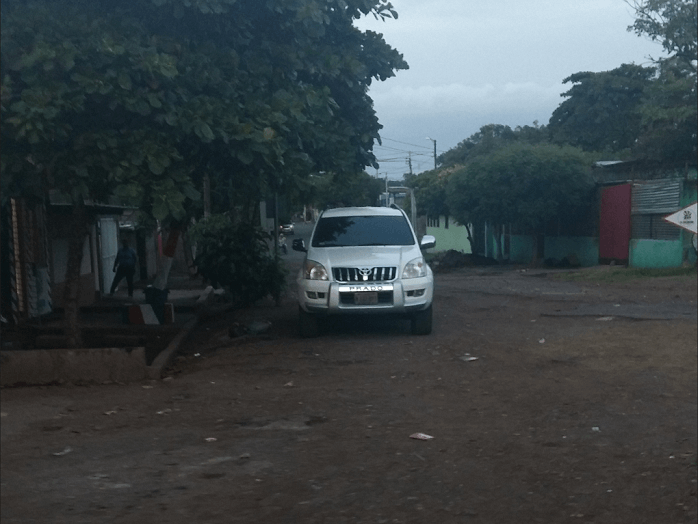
[[354, 292, 378, 305]]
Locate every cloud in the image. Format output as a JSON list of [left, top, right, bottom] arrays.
[[371, 81, 564, 120]]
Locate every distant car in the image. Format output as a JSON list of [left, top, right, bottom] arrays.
[[280, 223, 294, 235]]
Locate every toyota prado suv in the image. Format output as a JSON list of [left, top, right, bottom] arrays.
[[292, 206, 436, 337]]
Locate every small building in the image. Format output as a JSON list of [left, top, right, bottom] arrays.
[[1, 195, 129, 325], [425, 161, 697, 268]]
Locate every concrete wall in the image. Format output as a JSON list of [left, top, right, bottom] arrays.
[[0, 347, 147, 386], [511, 235, 599, 267], [426, 219, 472, 253], [629, 239, 684, 268]]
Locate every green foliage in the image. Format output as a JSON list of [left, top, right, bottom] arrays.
[[437, 123, 548, 168], [627, 0, 697, 69], [301, 170, 384, 209], [626, 0, 697, 165], [405, 168, 452, 218], [548, 64, 656, 154], [1, 0, 408, 219], [446, 143, 594, 234], [189, 214, 287, 305], [547, 2, 696, 165], [634, 64, 697, 165], [408, 124, 550, 221]]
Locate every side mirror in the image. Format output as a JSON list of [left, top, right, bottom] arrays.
[[420, 235, 436, 251], [292, 238, 307, 252]]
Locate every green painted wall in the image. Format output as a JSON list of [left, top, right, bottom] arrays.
[[427, 221, 472, 253], [628, 180, 696, 268], [510, 235, 534, 263], [510, 235, 599, 266], [629, 239, 684, 268], [545, 236, 599, 266]]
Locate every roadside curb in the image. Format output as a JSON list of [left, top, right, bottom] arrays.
[[147, 317, 199, 379]]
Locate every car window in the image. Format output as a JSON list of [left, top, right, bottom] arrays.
[[312, 216, 415, 247]]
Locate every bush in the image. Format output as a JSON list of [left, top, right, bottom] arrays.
[[189, 214, 286, 305]]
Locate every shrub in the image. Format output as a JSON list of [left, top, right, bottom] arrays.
[[189, 214, 286, 305]]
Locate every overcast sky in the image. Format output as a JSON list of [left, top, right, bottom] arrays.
[[354, 0, 667, 179]]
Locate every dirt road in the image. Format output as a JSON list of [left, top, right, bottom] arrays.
[[1, 265, 696, 523]]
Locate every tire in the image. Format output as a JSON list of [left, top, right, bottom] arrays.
[[299, 307, 319, 338], [411, 305, 433, 335]]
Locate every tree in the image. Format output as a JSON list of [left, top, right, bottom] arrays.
[[437, 123, 548, 168], [1, 0, 408, 346], [446, 143, 594, 264], [626, 0, 697, 166], [626, 0, 697, 68], [548, 64, 656, 154], [301, 170, 384, 209]]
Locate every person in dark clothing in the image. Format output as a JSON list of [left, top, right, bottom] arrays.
[[110, 239, 138, 297]]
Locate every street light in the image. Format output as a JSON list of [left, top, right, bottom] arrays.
[[426, 137, 437, 170]]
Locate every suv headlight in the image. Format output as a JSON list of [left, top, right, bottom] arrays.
[[402, 257, 426, 279], [304, 260, 329, 280]]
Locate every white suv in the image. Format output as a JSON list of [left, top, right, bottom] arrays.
[[292, 206, 435, 337]]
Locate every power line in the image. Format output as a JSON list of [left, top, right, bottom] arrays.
[[381, 137, 433, 150]]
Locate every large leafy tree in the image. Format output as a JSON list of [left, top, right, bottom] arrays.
[[437, 123, 548, 168], [548, 64, 656, 154], [301, 170, 384, 209], [446, 143, 594, 263], [0, 0, 407, 345], [626, 0, 697, 166]]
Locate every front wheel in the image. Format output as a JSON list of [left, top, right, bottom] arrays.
[[299, 307, 319, 338], [411, 305, 433, 335]]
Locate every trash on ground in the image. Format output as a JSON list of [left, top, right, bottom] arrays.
[[156, 409, 172, 415], [53, 446, 72, 456], [409, 433, 434, 440], [591, 426, 600, 432], [205, 437, 217, 442], [284, 381, 294, 387], [596, 316, 614, 321], [104, 411, 117, 415], [539, 338, 546, 344], [460, 356, 479, 362]]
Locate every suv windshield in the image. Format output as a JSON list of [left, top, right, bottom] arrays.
[[312, 215, 415, 247]]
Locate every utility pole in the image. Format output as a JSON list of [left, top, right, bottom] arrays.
[[426, 137, 437, 170], [407, 153, 413, 175]]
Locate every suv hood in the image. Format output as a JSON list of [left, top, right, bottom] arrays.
[[310, 245, 421, 272]]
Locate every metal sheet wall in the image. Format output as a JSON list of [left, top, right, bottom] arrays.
[[631, 179, 682, 240], [631, 180, 681, 215]]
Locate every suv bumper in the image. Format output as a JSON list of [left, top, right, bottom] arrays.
[[297, 277, 433, 315]]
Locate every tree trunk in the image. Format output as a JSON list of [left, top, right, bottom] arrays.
[[181, 230, 197, 277], [465, 223, 477, 255], [63, 203, 89, 348]]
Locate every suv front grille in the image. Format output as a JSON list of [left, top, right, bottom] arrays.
[[333, 266, 397, 282]]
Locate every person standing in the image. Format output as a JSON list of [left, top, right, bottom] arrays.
[[110, 239, 138, 297]]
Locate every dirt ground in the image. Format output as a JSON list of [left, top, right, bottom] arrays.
[[1, 264, 696, 524]]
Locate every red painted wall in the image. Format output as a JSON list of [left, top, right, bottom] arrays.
[[599, 184, 632, 261]]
